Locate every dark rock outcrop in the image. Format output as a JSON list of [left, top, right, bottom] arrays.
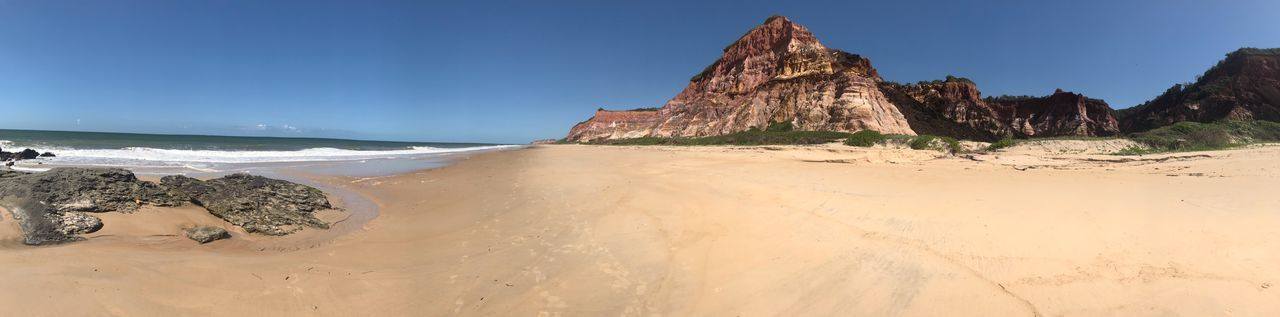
[[1120, 48, 1280, 132], [566, 16, 914, 142], [161, 174, 331, 235], [17, 149, 39, 160], [184, 226, 231, 244], [0, 168, 168, 214], [0, 148, 55, 162], [0, 168, 332, 245]]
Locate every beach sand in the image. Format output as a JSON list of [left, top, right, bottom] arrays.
[[1, 143, 1277, 316]]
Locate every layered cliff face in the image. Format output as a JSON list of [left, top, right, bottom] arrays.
[[883, 79, 1008, 141], [565, 16, 914, 142], [989, 89, 1121, 137], [887, 79, 1119, 140], [566, 109, 661, 141], [1119, 48, 1280, 132]]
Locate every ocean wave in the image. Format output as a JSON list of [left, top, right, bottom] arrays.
[[32, 145, 520, 164]]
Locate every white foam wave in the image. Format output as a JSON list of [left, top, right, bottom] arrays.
[[8, 165, 51, 173], [36, 145, 519, 164]]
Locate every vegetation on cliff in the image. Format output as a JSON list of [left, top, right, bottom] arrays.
[[1118, 120, 1280, 154]]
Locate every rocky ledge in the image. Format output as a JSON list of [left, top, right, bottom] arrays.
[[0, 146, 56, 164], [0, 167, 332, 245]]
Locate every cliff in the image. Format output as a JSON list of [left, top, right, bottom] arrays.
[[887, 78, 1119, 140], [1120, 48, 1280, 132], [563, 17, 1267, 142], [988, 89, 1121, 137], [565, 16, 914, 142], [566, 109, 661, 142]]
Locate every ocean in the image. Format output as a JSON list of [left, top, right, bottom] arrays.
[[0, 129, 518, 176]]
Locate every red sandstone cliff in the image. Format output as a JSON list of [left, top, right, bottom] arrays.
[[566, 109, 661, 141], [989, 89, 1121, 137], [565, 16, 914, 142], [886, 78, 1119, 140]]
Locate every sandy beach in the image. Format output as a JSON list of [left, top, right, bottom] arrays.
[[2, 143, 1278, 316]]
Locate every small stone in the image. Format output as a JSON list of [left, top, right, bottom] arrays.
[[184, 226, 231, 244], [39, 152, 56, 158]]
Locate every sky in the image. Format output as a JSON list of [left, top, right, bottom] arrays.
[[1, 0, 1278, 144]]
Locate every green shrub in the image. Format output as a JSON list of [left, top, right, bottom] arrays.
[[909, 135, 936, 150], [1124, 120, 1280, 153], [1114, 145, 1150, 155], [844, 130, 884, 147], [765, 121, 794, 132], [942, 136, 962, 153], [909, 135, 962, 153], [986, 137, 1017, 151]]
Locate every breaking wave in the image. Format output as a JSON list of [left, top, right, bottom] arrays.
[[39, 145, 519, 165]]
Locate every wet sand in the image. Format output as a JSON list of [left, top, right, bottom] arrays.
[[1, 143, 1277, 316]]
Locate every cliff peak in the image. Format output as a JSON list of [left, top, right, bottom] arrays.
[[1120, 47, 1280, 132], [566, 16, 913, 142]]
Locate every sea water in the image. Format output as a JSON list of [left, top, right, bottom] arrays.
[[0, 129, 519, 177]]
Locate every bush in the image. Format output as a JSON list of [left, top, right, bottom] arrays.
[[909, 135, 936, 150], [986, 137, 1017, 151], [844, 130, 884, 147], [1125, 120, 1280, 153], [909, 135, 961, 153], [941, 136, 962, 153], [1114, 145, 1149, 156], [765, 121, 794, 132]]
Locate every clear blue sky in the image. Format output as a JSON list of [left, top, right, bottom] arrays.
[[1, 0, 1277, 143]]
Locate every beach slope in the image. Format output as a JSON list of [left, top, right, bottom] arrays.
[[1, 144, 1278, 316]]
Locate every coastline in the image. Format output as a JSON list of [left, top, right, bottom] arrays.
[[1, 143, 1278, 315]]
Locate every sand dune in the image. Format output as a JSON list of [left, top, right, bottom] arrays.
[[1, 144, 1277, 316]]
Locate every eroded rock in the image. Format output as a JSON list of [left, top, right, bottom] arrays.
[[184, 226, 231, 244], [161, 174, 331, 235], [887, 79, 1121, 139], [58, 212, 103, 235], [0, 168, 333, 245]]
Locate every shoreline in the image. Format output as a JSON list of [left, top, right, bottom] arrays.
[[1, 143, 1277, 315]]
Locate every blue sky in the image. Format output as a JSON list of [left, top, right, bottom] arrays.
[[1, 0, 1277, 143]]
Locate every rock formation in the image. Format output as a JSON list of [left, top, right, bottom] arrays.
[[988, 89, 1121, 137], [883, 78, 1120, 140], [0, 168, 332, 245], [0, 148, 54, 162], [184, 226, 231, 244], [566, 109, 661, 141], [161, 174, 331, 235], [1120, 48, 1280, 132], [881, 78, 1009, 141], [566, 16, 914, 142], [564, 16, 1274, 141]]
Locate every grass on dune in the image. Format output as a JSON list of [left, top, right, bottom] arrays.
[[1117, 120, 1280, 155]]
